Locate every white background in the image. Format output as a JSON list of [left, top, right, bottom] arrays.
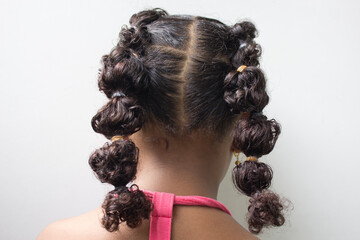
[[1, 0, 359, 239]]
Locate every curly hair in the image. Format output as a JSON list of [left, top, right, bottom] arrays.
[[88, 7, 288, 234]]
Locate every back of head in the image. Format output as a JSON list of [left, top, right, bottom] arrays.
[[89, 7, 288, 235]]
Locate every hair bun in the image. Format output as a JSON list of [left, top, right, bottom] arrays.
[[247, 189, 286, 234], [230, 21, 258, 42], [129, 8, 168, 27], [102, 184, 153, 231], [223, 66, 269, 114], [89, 140, 138, 187]]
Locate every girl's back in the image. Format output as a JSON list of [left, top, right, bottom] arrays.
[[38, 204, 258, 240]]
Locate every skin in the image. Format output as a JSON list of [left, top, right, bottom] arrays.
[[37, 114, 258, 240]]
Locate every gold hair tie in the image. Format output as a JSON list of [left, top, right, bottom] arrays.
[[246, 156, 258, 162], [132, 52, 139, 58], [111, 135, 128, 142], [237, 65, 247, 72]]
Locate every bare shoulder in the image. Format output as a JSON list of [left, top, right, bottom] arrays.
[[36, 205, 259, 240], [172, 205, 259, 240], [208, 210, 259, 240], [36, 219, 73, 240], [36, 207, 115, 240], [219, 213, 260, 240]]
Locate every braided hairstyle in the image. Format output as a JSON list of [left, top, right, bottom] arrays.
[[89, 7, 287, 234]]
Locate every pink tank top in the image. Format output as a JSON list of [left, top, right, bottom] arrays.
[[141, 189, 232, 240]]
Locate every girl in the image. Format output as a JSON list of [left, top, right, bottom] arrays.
[[37, 7, 287, 240]]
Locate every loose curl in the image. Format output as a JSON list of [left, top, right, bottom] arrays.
[[89, 7, 289, 234]]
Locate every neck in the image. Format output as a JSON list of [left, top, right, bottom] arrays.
[[130, 128, 233, 200]]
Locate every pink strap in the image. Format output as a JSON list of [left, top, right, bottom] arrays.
[[148, 191, 175, 240], [174, 195, 232, 216], [142, 189, 232, 240]]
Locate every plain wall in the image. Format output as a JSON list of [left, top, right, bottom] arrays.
[[1, 0, 359, 239]]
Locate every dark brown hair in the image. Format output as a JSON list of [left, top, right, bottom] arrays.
[[89, 7, 288, 234]]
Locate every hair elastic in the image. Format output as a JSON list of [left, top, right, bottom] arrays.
[[251, 111, 263, 117], [111, 91, 126, 98], [246, 156, 258, 162], [237, 65, 247, 72], [132, 52, 139, 58], [111, 135, 129, 142], [240, 111, 262, 118], [241, 112, 251, 118]]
